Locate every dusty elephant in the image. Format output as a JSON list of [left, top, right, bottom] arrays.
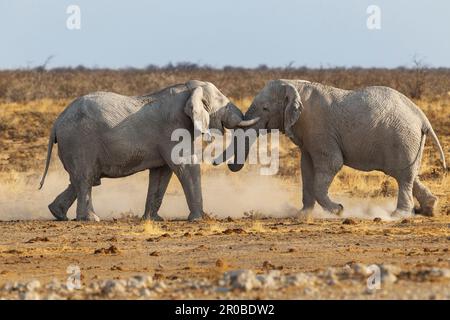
[[39, 80, 258, 222], [217, 79, 446, 217]]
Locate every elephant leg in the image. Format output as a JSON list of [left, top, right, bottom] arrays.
[[312, 151, 343, 215], [172, 164, 204, 222], [413, 177, 437, 216], [142, 165, 173, 221], [73, 179, 100, 222], [392, 175, 415, 217], [300, 151, 316, 213], [48, 184, 76, 221]]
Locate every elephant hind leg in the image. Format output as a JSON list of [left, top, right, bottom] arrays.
[[72, 178, 100, 222], [49, 184, 77, 221], [392, 175, 415, 217], [413, 178, 437, 216]]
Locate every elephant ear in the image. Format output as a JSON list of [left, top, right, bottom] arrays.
[[283, 83, 303, 139], [184, 86, 210, 133]]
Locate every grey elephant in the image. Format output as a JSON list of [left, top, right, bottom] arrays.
[[218, 79, 446, 217], [39, 80, 258, 221]]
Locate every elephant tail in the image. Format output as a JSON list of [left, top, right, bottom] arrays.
[[424, 123, 446, 170], [39, 126, 57, 190]]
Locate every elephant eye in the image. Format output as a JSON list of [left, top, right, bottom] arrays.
[[263, 106, 269, 112]]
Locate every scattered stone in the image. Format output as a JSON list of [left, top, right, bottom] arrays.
[[215, 259, 225, 268], [111, 265, 123, 271], [342, 218, 357, 225], [25, 279, 41, 291], [416, 268, 450, 281], [25, 237, 49, 243], [3, 249, 23, 254], [101, 279, 127, 295], [262, 260, 276, 270], [20, 291, 41, 300], [222, 228, 246, 235], [149, 251, 160, 257], [287, 248, 296, 253], [221, 270, 261, 291], [94, 245, 120, 254], [380, 264, 401, 284], [256, 270, 281, 289], [373, 217, 382, 223], [351, 263, 371, 276], [127, 275, 153, 289], [286, 273, 316, 287]]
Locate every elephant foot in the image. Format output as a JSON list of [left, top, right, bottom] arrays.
[[48, 203, 69, 221], [416, 196, 437, 217], [141, 214, 164, 222], [188, 212, 203, 222], [325, 204, 344, 216], [298, 206, 314, 218], [76, 212, 100, 222], [391, 209, 413, 219]]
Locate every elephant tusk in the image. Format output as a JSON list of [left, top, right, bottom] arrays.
[[238, 117, 260, 127]]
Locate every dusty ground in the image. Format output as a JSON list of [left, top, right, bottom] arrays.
[[0, 215, 449, 299]]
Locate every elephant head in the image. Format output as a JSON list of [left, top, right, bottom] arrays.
[[214, 79, 302, 171], [184, 80, 260, 136]]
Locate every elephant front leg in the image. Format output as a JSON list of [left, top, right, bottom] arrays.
[[311, 149, 344, 215], [300, 152, 316, 215], [172, 164, 204, 222], [313, 169, 344, 215], [142, 165, 173, 221]]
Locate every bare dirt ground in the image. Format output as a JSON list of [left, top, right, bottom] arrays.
[[0, 215, 449, 299]]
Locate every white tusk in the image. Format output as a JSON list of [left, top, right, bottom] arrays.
[[238, 117, 260, 127]]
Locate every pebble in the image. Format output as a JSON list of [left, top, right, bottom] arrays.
[[222, 270, 262, 291], [2, 264, 448, 299]]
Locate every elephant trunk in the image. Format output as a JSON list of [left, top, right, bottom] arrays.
[[213, 104, 260, 170], [226, 131, 257, 172], [213, 125, 259, 172], [222, 103, 260, 129]]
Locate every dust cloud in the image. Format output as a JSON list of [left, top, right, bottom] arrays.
[[0, 170, 399, 221]]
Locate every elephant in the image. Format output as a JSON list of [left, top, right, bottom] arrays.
[[216, 79, 446, 217], [39, 80, 258, 222]]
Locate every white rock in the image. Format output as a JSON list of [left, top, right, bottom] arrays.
[[380, 265, 400, 284], [45, 293, 64, 300], [127, 275, 153, 289], [139, 288, 153, 298], [101, 279, 127, 295], [287, 273, 316, 287], [20, 291, 41, 300], [46, 278, 61, 291], [26, 280, 41, 291], [153, 281, 167, 293], [351, 263, 371, 276], [257, 270, 281, 289], [223, 270, 261, 291]]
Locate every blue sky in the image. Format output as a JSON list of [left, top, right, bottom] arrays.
[[1, 0, 449, 69]]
